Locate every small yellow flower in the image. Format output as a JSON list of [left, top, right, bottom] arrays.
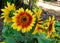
[[32, 8, 43, 34], [11, 8, 36, 33], [46, 16, 56, 38], [32, 24, 44, 34], [33, 8, 42, 19], [1, 2, 15, 24]]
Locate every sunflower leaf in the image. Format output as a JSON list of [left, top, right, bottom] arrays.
[[9, 10, 15, 17], [56, 27, 60, 32], [37, 34, 56, 43], [55, 21, 60, 27], [4, 37, 17, 43], [2, 25, 8, 36]]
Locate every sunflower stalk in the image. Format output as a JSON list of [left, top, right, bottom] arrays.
[[24, 33, 28, 43]]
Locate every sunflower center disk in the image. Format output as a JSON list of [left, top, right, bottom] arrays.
[[21, 16, 28, 24], [17, 12, 32, 28], [48, 23, 52, 33]]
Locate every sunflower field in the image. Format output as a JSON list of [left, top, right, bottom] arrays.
[[0, 0, 60, 43]]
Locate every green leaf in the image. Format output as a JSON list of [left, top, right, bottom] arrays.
[[4, 38, 17, 43], [56, 27, 60, 32], [55, 21, 60, 27], [37, 34, 49, 43], [2, 23, 14, 38], [9, 10, 15, 17], [13, 30, 25, 42], [37, 34, 56, 43], [2, 25, 8, 34]]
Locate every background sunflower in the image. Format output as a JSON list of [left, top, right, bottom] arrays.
[[1, 2, 15, 24]]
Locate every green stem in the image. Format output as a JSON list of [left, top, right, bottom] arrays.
[[24, 33, 28, 43]]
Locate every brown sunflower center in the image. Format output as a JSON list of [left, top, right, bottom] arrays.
[[16, 12, 32, 28], [23, 17, 27, 22], [20, 15, 28, 24], [48, 23, 52, 33]]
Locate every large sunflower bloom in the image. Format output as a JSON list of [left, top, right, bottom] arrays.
[[1, 2, 15, 24], [11, 8, 36, 33], [46, 16, 55, 38]]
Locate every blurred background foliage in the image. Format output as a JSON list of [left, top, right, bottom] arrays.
[[44, 0, 57, 2], [0, 0, 39, 15]]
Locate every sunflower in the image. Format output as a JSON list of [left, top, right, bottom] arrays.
[[33, 8, 43, 24], [32, 8, 43, 34], [46, 16, 56, 38], [32, 24, 44, 34], [1, 2, 15, 24], [33, 8, 42, 19], [11, 8, 36, 33]]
